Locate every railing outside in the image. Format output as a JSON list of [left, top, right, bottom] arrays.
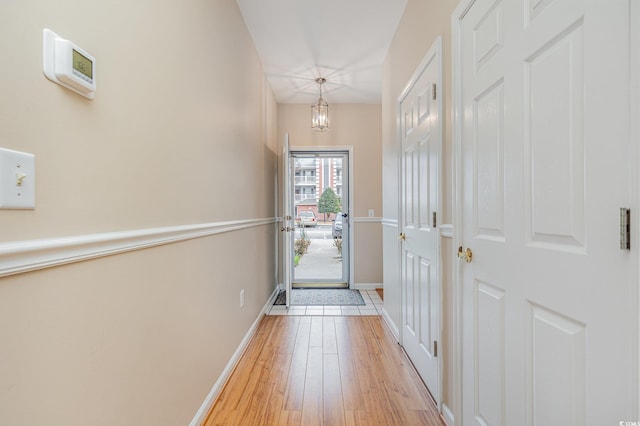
[[294, 194, 317, 202], [295, 176, 317, 184]]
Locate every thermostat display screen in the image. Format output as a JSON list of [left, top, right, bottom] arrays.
[[44, 28, 96, 99], [73, 49, 92, 79]]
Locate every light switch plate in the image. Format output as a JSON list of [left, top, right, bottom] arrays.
[[0, 148, 35, 209]]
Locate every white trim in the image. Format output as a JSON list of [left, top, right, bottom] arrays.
[[347, 148, 355, 288], [381, 218, 399, 228], [631, 0, 640, 417], [440, 224, 454, 239], [189, 286, 280, 426], [0, 218, 278, 278], [451, 1, 473, 424], [381, 307, 400, 342], [352, 217, 382, 223], [442, 403, 455, 426], [354, 282, 382, 291], [288, 145, 355, 288]]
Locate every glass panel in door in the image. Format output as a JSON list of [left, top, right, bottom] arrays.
[[290, 152, 349, 288]]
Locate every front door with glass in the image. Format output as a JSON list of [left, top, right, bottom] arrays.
[[289, 151, 349, 288]]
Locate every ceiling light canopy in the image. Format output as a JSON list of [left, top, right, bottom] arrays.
[[311, 78, 329, 132]]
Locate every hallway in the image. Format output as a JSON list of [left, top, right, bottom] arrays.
[[204, 315, 444, 425]]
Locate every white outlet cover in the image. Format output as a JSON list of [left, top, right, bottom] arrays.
[[0, 148, 35, 209]]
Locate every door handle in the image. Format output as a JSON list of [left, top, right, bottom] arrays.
[[457, 246, 473, 263], [399, 232, 406, 241]]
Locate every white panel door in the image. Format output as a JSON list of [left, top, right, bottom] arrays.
[[399, 38, 442, 406], [456, 0, 635, 425]]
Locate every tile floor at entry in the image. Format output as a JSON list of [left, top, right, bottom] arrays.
[[267, 290, 382, 316]]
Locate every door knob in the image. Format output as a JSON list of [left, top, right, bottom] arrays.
[[457, 246, 473, 263], [399, 232, 406, 241]]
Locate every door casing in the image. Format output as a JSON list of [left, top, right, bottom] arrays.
[[285, 145, 355, 288]]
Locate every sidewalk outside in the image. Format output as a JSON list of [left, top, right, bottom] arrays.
[[295, 238, 342, 280]]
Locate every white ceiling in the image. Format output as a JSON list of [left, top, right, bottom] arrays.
[[235, 0, 408, 104]]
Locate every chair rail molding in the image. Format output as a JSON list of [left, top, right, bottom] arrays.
[[0, 218, 278, 278], [381, 218, 399, 228], [352, 216, 383, 223], [440, 224, 453, 238]]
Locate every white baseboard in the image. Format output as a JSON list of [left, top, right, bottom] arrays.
[[354, 282, 382, 291], [442, 402, 455, 425], [381, 307, 399, 342], [189, 286, 280, 426]]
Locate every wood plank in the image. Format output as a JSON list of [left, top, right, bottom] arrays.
[[323, 353, 345, 426], [367, 317, 432, 411], [309, 316, 323, 348], [335, 318, 365, 412], [203, 316, 445, 426], [322, 316, 337, 354], [301, 346, 323, 425], [283, 316, 310, 411], [278, 411, 302, 426], [206, 316, 275, 417], [260, 351, 293, 425]]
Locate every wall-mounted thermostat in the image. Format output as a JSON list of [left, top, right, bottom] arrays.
[[43, 28, 96, 100]]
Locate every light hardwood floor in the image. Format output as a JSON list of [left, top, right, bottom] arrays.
[[203, 315, 444, 426]]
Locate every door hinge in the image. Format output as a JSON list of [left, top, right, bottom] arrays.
[[432, 83, 437, 100], [620, 208, 631, 250], [432, 212, 437, 228], [433, 340, 438, 357]]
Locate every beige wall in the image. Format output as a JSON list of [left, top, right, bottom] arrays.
[[382, 0, 459, 223], [381, 0, 460, 416], [0, 0, 277, 424], [277, 103, 383, 284]]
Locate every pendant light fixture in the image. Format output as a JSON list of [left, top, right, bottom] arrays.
[[311, 77, 329, 131]]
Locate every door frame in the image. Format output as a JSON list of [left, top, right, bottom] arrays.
[[451, 2, 472, 424], [397, 36, 444, 409], [286, 145, 355, 288], [632, 0, 640, 416], [282, 133, 293, 307]]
